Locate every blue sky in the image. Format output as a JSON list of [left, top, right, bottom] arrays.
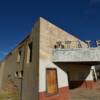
[[0, 0, 100, 60]]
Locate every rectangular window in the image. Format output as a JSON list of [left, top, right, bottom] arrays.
[[46, 68, 58, 96], [15, 71, 18, 78], [27, 42, 32, 63], [19, 70, 23, 78], [17, 50, 22, 63]]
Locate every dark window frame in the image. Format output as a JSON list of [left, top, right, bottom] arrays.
[[17, 49, 22, 63]]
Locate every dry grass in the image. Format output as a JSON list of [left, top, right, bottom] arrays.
[[0, 80, 19, 100], [0, 90, 18, 100]]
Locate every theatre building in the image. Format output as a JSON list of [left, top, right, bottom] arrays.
[[0, 17, 100, 100]]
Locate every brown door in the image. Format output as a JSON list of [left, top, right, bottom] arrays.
[[46, 68, 58, 95]]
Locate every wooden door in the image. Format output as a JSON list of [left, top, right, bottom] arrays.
[[46, 68, 58, 95]]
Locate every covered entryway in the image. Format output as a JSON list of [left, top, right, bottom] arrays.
[[53, 47, 100, 89], [54, 62, 98, 90]]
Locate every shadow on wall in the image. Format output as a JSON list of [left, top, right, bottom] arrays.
[[54, 62, 91, 89]]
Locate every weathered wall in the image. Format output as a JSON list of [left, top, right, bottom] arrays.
[[39, 18, 88, 100], [39, 17, 87, 60], [53, 48, 100, 62], [1, 46, 22, 98], [0, 18, 40, 100], [39, 17, 97, 100], [0, 17, 98, 100], [22, 18, 40, 100]]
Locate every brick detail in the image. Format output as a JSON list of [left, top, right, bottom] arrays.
[[39, 86, 70, 100]]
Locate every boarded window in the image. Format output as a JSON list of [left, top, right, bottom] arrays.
[[15, 71, 18, 78], [46, 68, 58, 96], [17, 50, 22, 63], [19, 70, 23, 78], [27, 42, 32, 63]]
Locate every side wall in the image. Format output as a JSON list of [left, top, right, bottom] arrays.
[[0, 18, 40, 100], [21, 19, 40, 100], [1, 47, 22, 97]]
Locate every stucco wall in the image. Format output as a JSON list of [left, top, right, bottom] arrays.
[[0, 17, 97, 100], [53, 48, 100, 62], [39, 60, 68, 92], [39, 18, 89, 100], [39, 17, 97, 93], [39, 17, 87, 60]]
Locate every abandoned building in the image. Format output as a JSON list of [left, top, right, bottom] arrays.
[[0, 17, 100, 100]]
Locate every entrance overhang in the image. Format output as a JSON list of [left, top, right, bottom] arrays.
[[52, 47, 100, 64]]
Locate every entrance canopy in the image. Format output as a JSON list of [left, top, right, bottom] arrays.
[[52, 47, 100, 64]]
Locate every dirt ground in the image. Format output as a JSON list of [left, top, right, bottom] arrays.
[[70, 81, 100, 100], [70, 88, 100, 100], [0, 80, 18, 100]]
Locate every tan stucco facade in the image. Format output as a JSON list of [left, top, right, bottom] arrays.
[[0, 17, 98, 100]]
